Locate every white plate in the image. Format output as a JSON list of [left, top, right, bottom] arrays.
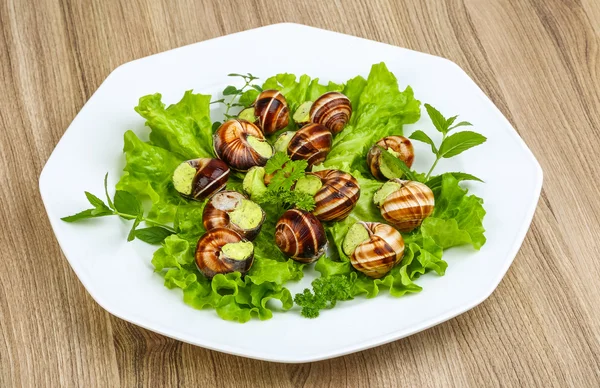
[[39, 23, 543, 363]]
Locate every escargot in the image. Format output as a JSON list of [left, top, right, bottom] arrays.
[[213, 119, 273, 171], [172, 158, 230, 200], [295, 169, 360, 222], [274, 209, 327, 263], [251, 90, 290, 134], [309, 92, 352, 134], [202, 191, 265, 241], [195, 228, 254, 279], [342, 222, 405, 278], [373, 179, 435, 232], [367, 136, 415, 180], [274, 123, 332, 168]]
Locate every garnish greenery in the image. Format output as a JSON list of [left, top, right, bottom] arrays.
[[211, 73, 262, 131], [294, 273, 354, 318], [410, 104, 487, 179], [62, 173, 176, 244], [255, 152, 316, 214]]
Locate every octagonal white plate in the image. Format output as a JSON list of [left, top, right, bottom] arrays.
[[39, 23, 542, 363]]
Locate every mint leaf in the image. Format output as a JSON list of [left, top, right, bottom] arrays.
[[425, 104, 448, 133], [448, 121, 473, 131], [114, 190, 142, 217], [103, 173, 114, 209], [61, 208, 112, 222], [439, 131, 487, 158], [222, 85, 239, 95], [134, 227, 175, 244], [409, 130, 438, 155], [379, 147, 416, 181], [85, 192, 108, 209], [127, 217, 141, 242]]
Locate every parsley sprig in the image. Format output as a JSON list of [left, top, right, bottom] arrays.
[[255, 153, 316, 215], [61, 174, 175, 244], [294, 274, 354, 318]]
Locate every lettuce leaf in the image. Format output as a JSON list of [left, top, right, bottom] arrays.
[[116, 130, 184, 222], [153, 235, 295, 323], [324, 63, 421, 173], [135, 91, 214, 160]]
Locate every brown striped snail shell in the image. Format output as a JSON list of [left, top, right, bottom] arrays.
[[202, 191, 266, 241], [254, 90, 290, 135], [172, 158, 230, 200], [281, 123, 332, 168], [213, 119, 273, 172], [310, 92, 352, 134], [306, 169, 361, 222], [376, 179, 435, 232], [275, 209, 327, 263], [367, 136, 415, 181], [343, 222, 405, 279], [195, 228, 254, 279]]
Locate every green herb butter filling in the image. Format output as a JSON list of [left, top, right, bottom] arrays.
[[274, 131, 295, 153], [242, 167, 267, 200], [221, 241, 254, 261], [247, 136, 273, 158], [342, 223, 371, 256], [294, 175, 323, 196], [229, 199, 263, 230], [238, 107, 257, 122], [373, 180, 402, 206], [379, 149, 401, 180], [292, 101, 313, 124], [172, 162, 196, 195]]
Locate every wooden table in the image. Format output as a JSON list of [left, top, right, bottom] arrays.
[[2, 0, 599, 386]]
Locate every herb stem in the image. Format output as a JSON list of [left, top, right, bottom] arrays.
[[224, 78, 253, 118], [425, 133, 446, 180], [113, 210, 176, 233]]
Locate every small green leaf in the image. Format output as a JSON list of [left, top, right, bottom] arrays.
[[445, 115, 458, 129], [85, 192, 107, 209], [134, 227, 175, 244], [227, 73, 245, 77], [212, 121, 222, 132], [61, 208, 112, 222], [251, 84, 263, 92], [379, 147, 416, 181], [439, 131, 487, 158], [103, 173, 114, 209], [210, 99, 225, 104], [409, 130, 438, 155], [426, 172, 483, 194], [114, 190, 142, 217], [222, 86, 239, 95], [425, 104, 448, 133], [127, 218, 141, 242], [448, 121, 473, 131]]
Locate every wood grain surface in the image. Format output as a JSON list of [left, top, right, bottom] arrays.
[[1, 0, 600, 386]]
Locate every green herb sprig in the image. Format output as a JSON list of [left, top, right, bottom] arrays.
[[410, 104, 487, 180], [211, 73, 262, 131], [61, 174, 175, 244], [294, 274, 355, 318], [254, 152, 316, 216]]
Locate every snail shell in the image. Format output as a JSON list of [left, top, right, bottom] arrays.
[[202, 191, 265, 241], [367, 136, 415, 181], [254, 90, 290, 135], [287, 123, 332, 168], [195, 228, 254, 279], [172, 158, 230, 200], [310, 169, 360, 222], [275, 209, 327, 263], [378, 179, 435, 232], [213, 119, 273, 171], [310, 92, 352, 134], [348, 222, 405, 279]]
